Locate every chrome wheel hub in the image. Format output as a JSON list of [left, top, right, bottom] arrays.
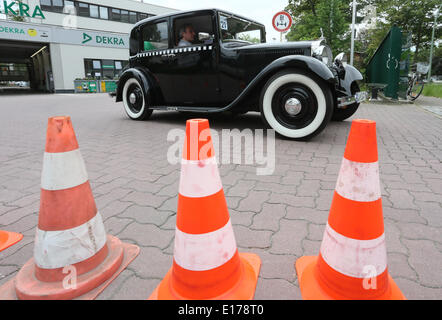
[[284, 98, 302, 116], [129, 92, 137, 104]]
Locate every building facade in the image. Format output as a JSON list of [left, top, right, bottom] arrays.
[[0, 0, 178, 92]]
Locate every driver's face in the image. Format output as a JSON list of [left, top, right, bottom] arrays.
[[183, 27, 195, 41]]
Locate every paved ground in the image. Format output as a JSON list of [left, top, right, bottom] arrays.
[[0, 93, 441, 300]]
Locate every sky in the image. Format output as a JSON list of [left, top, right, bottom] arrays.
[[137, 0, 291, 43]]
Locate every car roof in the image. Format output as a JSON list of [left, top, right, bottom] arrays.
[[133, 8, 265, 29]]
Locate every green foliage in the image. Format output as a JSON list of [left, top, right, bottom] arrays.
[[237, 33, 260, 43], [284, 0, 441, 70], [422, 83, 442, 98], [285, 0, 351, 54]]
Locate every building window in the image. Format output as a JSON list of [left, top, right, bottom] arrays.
[[40, 0, 52, 11], [129, 11, 137, 24], [120, 10, 129, 23], [39, 1, 155, 24], [111, 8, 121, 22], [84, 59, 128, 80], [89, 5, 99, 18], [99, 6, 108, 20], [52, 0, 64, 13], [78, 2, 89, 17], [138, 13, 149, 22]]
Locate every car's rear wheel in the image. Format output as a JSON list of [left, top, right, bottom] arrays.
[[259, 69, 333, 140], [122, 78, 152, 120]]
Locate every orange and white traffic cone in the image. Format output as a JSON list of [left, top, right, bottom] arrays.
[[0, 230, 23, 252], [295, 119, 405, 300], [0, 116, 139, 300], [149, 119, 261, 300]]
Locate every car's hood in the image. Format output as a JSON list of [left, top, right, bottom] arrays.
[[233, 41, 314, 52]]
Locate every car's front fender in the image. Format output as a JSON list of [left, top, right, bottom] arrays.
[[222, 55, 336, 112], [115, 67, 160, 105], [340, 64, 363, 96], [260, 55, 336, 85]]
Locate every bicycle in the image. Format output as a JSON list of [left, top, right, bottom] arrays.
[[407, 62, 429, 101]]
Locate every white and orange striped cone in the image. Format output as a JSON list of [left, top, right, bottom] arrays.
[[0, 116, 139, 300], [295, 119, 405, 300], [0, 230, 23, 252], [149, 119, 261, 300]]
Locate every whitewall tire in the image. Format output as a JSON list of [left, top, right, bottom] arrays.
[[122, 78, 152, 120], [259, 70, 333, 140]]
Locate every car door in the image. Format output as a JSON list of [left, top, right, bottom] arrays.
[[167, 12, 221, 106], [138, 18, 177, 104]]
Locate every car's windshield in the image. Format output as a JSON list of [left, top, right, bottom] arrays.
[[218, 13, 265, 46]]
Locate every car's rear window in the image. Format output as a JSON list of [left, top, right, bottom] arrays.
[[141, 21, 169, 51]]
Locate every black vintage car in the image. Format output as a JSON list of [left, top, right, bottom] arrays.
[[115, 8, 367, 140]]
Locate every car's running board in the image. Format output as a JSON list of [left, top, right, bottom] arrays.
[[150, 106, 226, 113]]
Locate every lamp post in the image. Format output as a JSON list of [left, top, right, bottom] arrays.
[[350, 0, 357, 66], [428, 5, 440, 82]]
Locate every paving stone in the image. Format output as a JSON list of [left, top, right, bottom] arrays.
[[233, 225, 272, 249], [387, 189, 418, 210], [236, 191, 270, 212], [255, 278, 301, 300], [120, 191, 169, 208], [117, 223, 174, 249], [251, 203, 286, 231], [402, 239, 442, 287], [118, 205, 173, 226], [285, 207, 329, 224], [268, 193, 315, 208], [270, 219, 308, 256], [1, 95, 441, 299], [127, 246, 173, 279]]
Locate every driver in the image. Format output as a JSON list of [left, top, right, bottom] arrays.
[[178, 24, 196, 47]]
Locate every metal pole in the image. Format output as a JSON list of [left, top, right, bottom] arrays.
[[428, 5, 440, 81], [350, 0, 356, 66]]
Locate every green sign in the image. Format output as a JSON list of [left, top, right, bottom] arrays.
[[81, 32, 125, 46], [0, 1, 45, 19], [82, 33, 92, 44], [96, 35, 125, 46], [0, 25, 25, 34]]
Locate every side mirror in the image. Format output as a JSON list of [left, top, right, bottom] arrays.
[[198, 32, 211, 41]]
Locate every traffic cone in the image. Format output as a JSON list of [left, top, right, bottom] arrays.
[[295, 119, 405, 300], [0, 116, 139, 300], [0, 230, 23, 252], [149, 119, 261, 300]]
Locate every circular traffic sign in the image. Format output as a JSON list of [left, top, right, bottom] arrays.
[[272, 11, 292, 32]]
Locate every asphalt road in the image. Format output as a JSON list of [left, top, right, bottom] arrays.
[[0, 93, 441, 299]]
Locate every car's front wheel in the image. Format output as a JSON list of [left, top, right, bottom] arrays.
[[122, 78, 153, 120], [259, 70, 333, 140]]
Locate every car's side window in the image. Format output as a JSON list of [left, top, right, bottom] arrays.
[[173, 15, 214, 48], [141, 21, 168, 51]]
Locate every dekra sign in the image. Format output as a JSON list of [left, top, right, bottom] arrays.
[[0, 1, 45, 19]]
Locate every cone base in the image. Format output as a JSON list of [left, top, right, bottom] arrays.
[[0, 231, 23, 252], [149, 252, 261, 300], [295, 255, 405, 300], [0, 235, 139, 300]]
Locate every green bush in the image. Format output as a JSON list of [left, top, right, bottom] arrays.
[[422, 83, 442, 98]]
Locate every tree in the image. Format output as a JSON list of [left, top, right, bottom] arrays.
[[285, 0, 355, 55], [374, 0, 441, 63], [285, 0, 441, 67]]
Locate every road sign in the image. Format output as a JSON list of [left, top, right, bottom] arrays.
[[272, 11, 292, 33]]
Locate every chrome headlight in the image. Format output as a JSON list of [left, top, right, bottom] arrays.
[[311, 40, 333, 66]]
